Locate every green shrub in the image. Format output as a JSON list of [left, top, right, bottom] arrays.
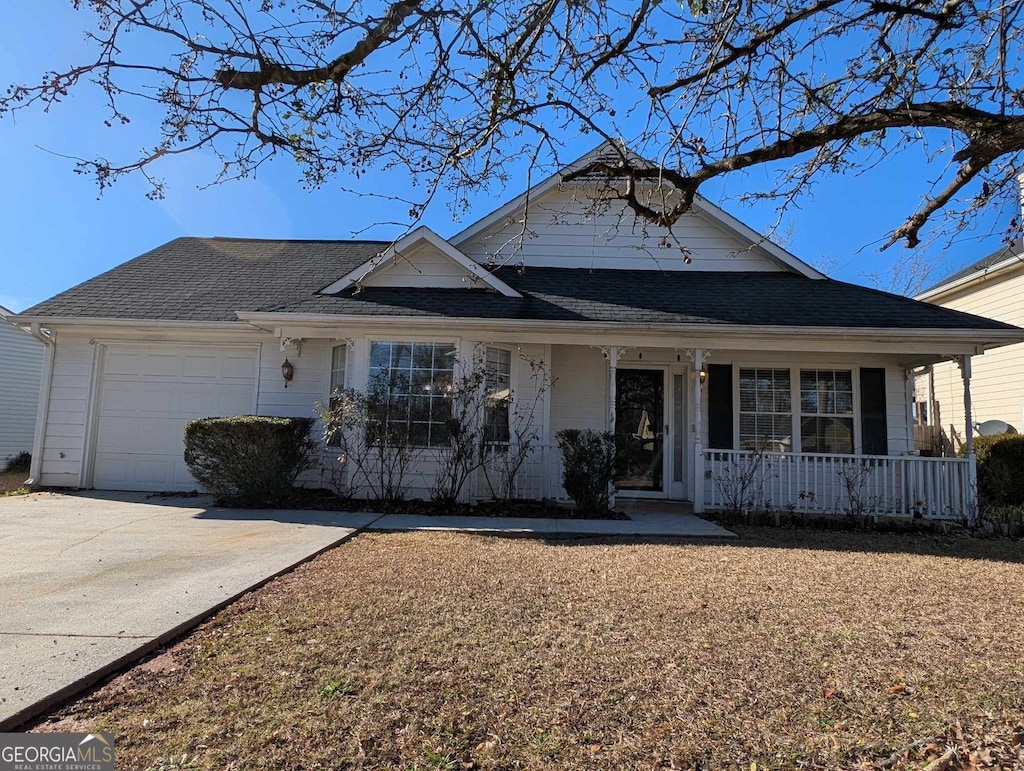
[[5, 451, 30, 473], [184, 416, 318, 506], [961, 432, 1024, 506], [555, 428, 616, 515], [983, 505, 1024, 538]]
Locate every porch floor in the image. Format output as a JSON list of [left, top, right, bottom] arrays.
[[368, 503, 735, 539]]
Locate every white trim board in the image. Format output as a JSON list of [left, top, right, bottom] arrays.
[[319, 226, 521, 297]]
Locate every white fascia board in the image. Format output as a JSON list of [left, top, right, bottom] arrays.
[[449, 142, 614, 246], [690, 196, 825, 279], [6, 315, 253, 329], [319, 225, 522, 297], [916, 253, 1024, 302], [236, 311, 1024, 349], [448, 140, 659, 247]]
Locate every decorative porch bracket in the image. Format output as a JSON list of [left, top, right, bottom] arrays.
[[280, 336, 304, 355]]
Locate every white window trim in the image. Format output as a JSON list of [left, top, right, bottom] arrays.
[[326, 339, 352, 397], [363, 338, 463, 449], [483, 344, 517, 447], [732, 363, 868, 455], [797, 368, 858, 455]]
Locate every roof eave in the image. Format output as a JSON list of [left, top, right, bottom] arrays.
[[236, 310, 1024, 347], [916, 253, 1024, 302], [7, 315, 255, 329]]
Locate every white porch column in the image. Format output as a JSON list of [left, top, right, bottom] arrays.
[[959, 354, 978, 524], [692, 348, 705, 514], [606, 346, 618, 509]]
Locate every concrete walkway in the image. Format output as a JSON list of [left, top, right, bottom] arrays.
[[0, 491, 730, 729], [368, 508, 734, 538], [0, 492, 377, 730]]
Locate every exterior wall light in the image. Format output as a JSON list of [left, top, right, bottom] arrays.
[[281, 358, 295, 387], [698, 368, 708, 386]]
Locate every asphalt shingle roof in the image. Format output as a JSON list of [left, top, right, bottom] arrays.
[[21, 236, 1019, 332]]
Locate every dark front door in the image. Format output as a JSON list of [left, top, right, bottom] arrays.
[[614, 368, 664, 491]]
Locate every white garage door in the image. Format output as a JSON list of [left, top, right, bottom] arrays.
[[92, 345, 258, 491]]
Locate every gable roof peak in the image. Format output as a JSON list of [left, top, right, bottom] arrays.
[[450, 142, 825, 280], [318, 226, 522, 297]]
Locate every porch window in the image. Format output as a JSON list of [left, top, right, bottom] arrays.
[[330, 344, 347, 396], [327, 343, 348, 447], [738, 368, 792, 452], [484, 347, 511, 444], [368, 341, 456, 447], [800, 369, 854, 454]]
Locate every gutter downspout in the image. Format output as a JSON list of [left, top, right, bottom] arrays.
[[25, 323, 54, 489]]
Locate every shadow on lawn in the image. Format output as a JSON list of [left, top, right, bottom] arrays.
[[514, 527, 1024, 563], [59, 490, 378, 528], [55, 491, 1024, 563]]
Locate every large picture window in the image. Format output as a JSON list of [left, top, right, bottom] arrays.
[[369, 341, 455, 447], [800, 369, 854, 453], [738, 368, 792, 451]]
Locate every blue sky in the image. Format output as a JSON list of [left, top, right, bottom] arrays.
[[0, 2, 1015, 313]]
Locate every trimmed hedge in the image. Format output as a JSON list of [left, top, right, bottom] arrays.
[[184, 416, 318, 506], [556, 428, 616, 516], [960, 432, 1024, 507]]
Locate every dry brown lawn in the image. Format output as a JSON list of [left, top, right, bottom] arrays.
[[32, 530, 1024, 770], [0, 469, 29, 495]]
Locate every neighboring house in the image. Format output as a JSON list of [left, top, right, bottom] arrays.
[[915, 237, 1024, 454], [10, 145, 1024, 518], [0, 305, 44, 465]]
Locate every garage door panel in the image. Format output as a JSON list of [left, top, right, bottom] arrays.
[[101, 385, 182, 416], [102, 351, 144, 377], [93, 346, 258, 492], [220, 356, 258, 380], [181, 353, 225, 378]]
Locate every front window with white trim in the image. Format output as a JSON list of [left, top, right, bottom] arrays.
[[738, 368, 792, 452], [369, 341, 455, 447], [799, 369, 854, 453]]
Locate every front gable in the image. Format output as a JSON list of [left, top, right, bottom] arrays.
[[319, 226, 521, 297], [451, 143, 824, 278]]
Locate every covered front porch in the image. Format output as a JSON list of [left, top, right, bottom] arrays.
[[255, 317, 987, 521], [484, 342, 980, 521]]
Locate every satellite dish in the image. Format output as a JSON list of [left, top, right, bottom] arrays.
[[976, 419, 1017, 436]]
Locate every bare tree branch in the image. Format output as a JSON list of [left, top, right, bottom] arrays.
[[4, 0, 1024, 255]]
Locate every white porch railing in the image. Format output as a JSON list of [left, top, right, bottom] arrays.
[[703, 449, 972, 519], [475, 443, 565, 501]]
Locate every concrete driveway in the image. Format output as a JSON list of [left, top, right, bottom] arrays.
[[0, 492, 377, 729]]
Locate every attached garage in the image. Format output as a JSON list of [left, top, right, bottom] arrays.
[[91, 345, 258, 491]]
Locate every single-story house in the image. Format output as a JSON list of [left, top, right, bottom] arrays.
[[0, 305, 44, 466], [11, 146, 1024, 517], [914, 231, 1024, 454]]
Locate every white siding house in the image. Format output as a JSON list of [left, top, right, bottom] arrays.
[[9, 145, 1024, 519], [0, 306, 44, 465]]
